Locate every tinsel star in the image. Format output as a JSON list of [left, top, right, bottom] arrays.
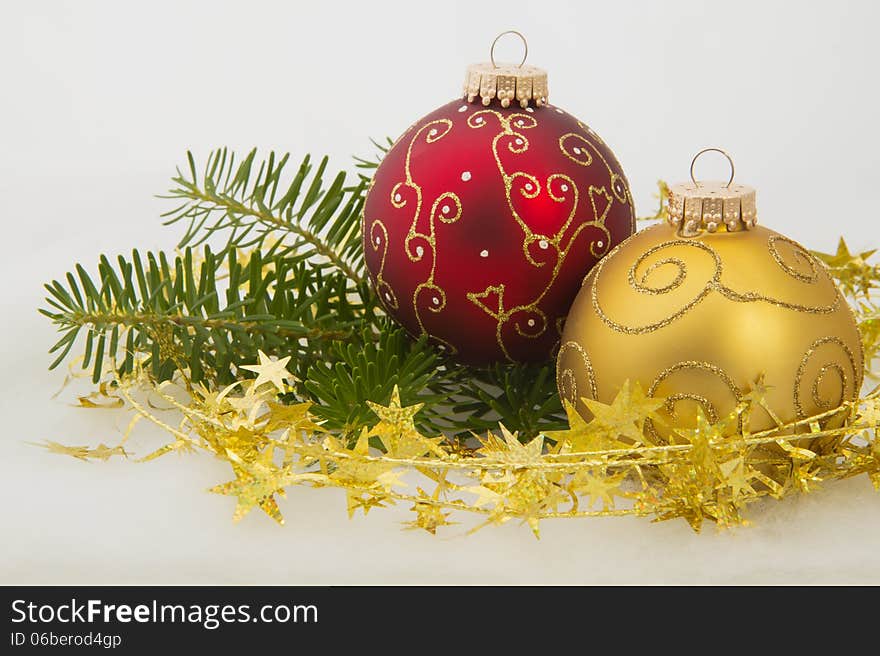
[[571, 467, 626, 509], [209, 447, 298, 524], [814, 238, 876, 270], [476, 424, 544, 465], [581, 380, 665, 445], [656, 407, 742, 530], [791, 461, 823, 493], [366, 386, 446, 458], [264, 401, 322, 433], [859, 398, 880, 426], [239, 350, 293, 393], [475, 426, 568, 537], [347, 493, 387, 516], [742, 373, 783, 427], [325, 429, 400, 517], [813, 238, 878, 297], [404, 488, 456, 534], [367, 386, 422, 427], [544, 400, 621, 453], [719, 456, 754, 499], [37, 440, 127, 461], [674, 406, 737, 460]]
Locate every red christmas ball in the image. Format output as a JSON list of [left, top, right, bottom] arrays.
[[363, 98, 635, 364]]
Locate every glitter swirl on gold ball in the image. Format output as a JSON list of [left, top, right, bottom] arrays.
[[557, 222, 864, 436]]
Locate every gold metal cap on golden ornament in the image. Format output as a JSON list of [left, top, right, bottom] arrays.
[[463, 31, 549, 108], [667, 148, 757, 237]]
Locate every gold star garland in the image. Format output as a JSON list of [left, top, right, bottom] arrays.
[[38, 237, 880, 537]]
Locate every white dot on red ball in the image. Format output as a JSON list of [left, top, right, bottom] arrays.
[[384, 291, 390, 300], [597, 240, 604, 248], [561, 184, 569, 192], [461, 171, 471, 181], [475, 117, 484, 124], [525, 183, 533, 191], [573, 147, 582, 155], [480, 249, 489, 258], [538, 239, 548, 249], [442, 205, 450, 214], [458, 105, 468, 112], [515, 138, 523, 145], [394, 193, 401, 202], [374, 236, 380, 245], [432, 297, 439, 305], [429, 128, 437, 136], [416, 246, 424, 257], [527, 319, 535, 327], [516, 120, 524, 126]]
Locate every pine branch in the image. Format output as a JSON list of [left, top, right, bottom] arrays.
[[161, 149, 368, 284], [353, 137, 395, 179], [441, 362, 568, 439], [302, 321, 451, 438], [42, 146, 571, 444], [41, 246, 376, 385]]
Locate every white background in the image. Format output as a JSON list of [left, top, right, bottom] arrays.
[[2, 0, 879, 584]]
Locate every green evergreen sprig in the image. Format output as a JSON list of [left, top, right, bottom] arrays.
[[41, 147, 571, 441], [162, 148, 368, 283], [41, 246, 375, 385]]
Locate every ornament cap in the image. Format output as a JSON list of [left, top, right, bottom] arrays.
[[667, 148, 757, 236], [463, 31, 548, 108]]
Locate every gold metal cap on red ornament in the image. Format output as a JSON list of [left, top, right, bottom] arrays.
[[463, 31, 549, 108], [667, 148, 757, 237]]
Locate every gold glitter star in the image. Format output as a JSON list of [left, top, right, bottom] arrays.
[[36, 441, 127, 461], [571, 467, 626, 509], [347, 493, 387, 516], [239, 350, 293, 394], [367, 386, 422, 427], [404, 488, 456, 534], [476, 424, 544, 465], [858, 398, 880, 426], [674, 406, 732, 457], [367, 386, 445, 458], [545, 400, 627, 453], [813, 238, 878, 297], [743, 373, 783, 427], [719, 456, 754, 499], [264, 401, 321, 433], [209, 447, 297, 524], [582, 380, 665, 445], [814, 238, 876, 269]]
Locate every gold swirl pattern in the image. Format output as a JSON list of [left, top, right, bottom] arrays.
[[368, 219, 398, 310], [556, 340, 599, 405], [768, 234, 819, 283], [559, 133, 594, 166], [794, 336, 858, 418], [647, 361, 743, 438], [464, 108, 622, 359], [592, 228, 842, 335], [558, 221, 864, 436], [365, 101, 635, 363], [594, 240, 721, 334], [388, 119, 464, 351], [576, 120, 636, 232]]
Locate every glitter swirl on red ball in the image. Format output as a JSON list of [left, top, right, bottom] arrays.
[[363, 99, 635, 364]]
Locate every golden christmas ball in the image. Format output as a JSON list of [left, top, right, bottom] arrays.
[[557, 150, 863, 436]]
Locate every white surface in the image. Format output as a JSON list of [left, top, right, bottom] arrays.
[[2, 0, 879, 584]]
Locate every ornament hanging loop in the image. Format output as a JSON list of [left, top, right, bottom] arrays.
[[464, 33, 547, 107], [490, 30, 528, 68], [690, 147, 736, 188], [669, 148, 756, 235]]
